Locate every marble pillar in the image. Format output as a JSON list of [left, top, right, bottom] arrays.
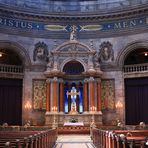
[[59, 79, 64, 113], [97, 78, 102, 112], [46, 79, 51, 112], [89, 77, 95, 111], [83, 79, 88, 113]]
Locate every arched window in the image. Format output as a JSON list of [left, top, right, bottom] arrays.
[[63, 60, 84, 75]]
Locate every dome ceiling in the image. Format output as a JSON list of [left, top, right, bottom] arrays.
[[0, 0, 147, 15]]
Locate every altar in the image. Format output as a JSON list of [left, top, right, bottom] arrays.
[[43, 30, 103, 128], [45, 112, 102, 127]]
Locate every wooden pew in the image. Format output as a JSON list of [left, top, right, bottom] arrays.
[[110, 130, 148, 148], [91, 127, 148, 148], [0, 129, 57, 148]]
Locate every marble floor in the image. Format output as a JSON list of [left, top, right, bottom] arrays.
[[55, 135, 95, 148]]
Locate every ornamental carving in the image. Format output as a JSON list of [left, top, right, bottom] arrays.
[[99, 41, 114, 63], [47, 51, 54, 70], [45, 41, 96, 74], [93, 52, 100, 69], [33, 42, 48, 62], [70, 25, 77, 41]]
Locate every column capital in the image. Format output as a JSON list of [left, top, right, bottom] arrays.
[[96, 78, 101, 83], [59, 78, 64, 83], [46, 78, 52, 83], [89, 77, 94, 82], [51, 77, 58, 82], [84, 78, 89, 83]]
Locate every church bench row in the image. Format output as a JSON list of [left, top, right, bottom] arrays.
[[0, 126, 52, 131], [118, 136, 146, 148], [92, 128, 148, 148], [0, 130, 57, 148], [0, 129, 57, 148]]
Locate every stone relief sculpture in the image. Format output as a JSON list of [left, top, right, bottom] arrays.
[[94, 52, 100, 69], [47, 51, 54, 70], [33, 41, 48, 62], [99, 41, 114, 63]]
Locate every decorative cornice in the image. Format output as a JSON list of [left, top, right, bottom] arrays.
[[1, 4, 148, 21], [1, 5, 148, 39]]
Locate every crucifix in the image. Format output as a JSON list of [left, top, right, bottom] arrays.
[[67, 86, 80, 114]]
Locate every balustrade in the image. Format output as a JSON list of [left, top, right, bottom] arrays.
[[123, 63, 148, 73], [0, 64, 23, 74]]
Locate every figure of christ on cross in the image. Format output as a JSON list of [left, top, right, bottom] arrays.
[[67, 86, 80, 114]]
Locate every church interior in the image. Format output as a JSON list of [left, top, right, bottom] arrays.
[[0, 0, 148, 147]]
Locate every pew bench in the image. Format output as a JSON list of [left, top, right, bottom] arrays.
[[0, 129, 57, 148], [91, 127, 148, 148]]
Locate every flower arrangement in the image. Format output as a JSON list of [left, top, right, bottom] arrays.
[[70, 118, 78, 123]]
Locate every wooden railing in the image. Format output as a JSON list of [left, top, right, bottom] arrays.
[[0, 64, 23, 74], [123, 63, 148, 73]]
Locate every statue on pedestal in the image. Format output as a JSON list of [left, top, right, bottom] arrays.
[[70, 25, 77, 41], [47, 51, 53, 70]]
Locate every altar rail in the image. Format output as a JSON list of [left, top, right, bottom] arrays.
[[123, 63, 148, 73], [0, 64, 23, 74]]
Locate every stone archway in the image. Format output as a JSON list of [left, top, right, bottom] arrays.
[[0, 40, 31, 69], [0, 41, 31, 125], [116, 40, 148, 68], [116, 40, 148, 125], [46, 40, 97, 74]]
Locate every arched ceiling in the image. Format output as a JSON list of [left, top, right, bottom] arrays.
[[0, 0, 147, 15], [0, 49, 22, 65], [124, 48, 148, 65]]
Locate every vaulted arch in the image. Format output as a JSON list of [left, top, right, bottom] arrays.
[[116, 40, 148, 67], [0, 40, 31, 68], [63, 60, 85, 75], [51, 40, 96, 73]]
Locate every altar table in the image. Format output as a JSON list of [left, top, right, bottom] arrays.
[[64, 122, 84, 126]]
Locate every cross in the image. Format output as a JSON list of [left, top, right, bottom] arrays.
[[67, 86, 80, 113], [67, 86, 80, 101]]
